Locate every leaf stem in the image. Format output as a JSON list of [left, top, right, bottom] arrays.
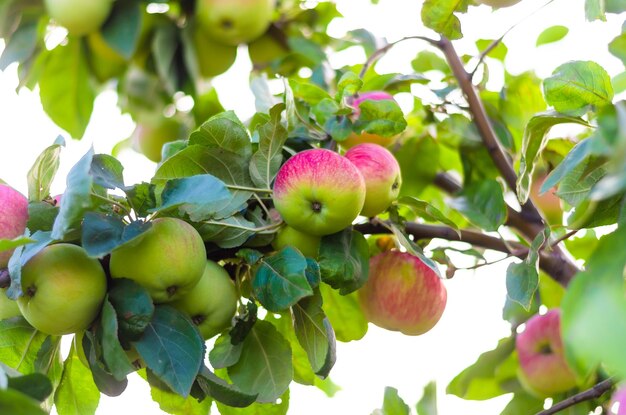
[[202, 220, 282, 234], [227, 185, 273, 194]]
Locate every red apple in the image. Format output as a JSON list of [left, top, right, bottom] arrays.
[[345, 143, 402, 217], [610, 385, 626, 415], [531, 175, 562, 226], [272, 149, 366, 236], [341, 91, 399, 149], [358, 251, 447, 335], [0, 184, 29, 268], [516, 309, 577, 396]]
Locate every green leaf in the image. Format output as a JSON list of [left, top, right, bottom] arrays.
[[517, 111, 590, 203], [336, 71, 363, 100], [540, 139, 593, 193], [124, 182, 156, 218], [39, 38, 95, 138], [447, 337, 519, 400], [81, 214, 150, 258], [543, 61, 613, 113], [318, 229, 369, 295], [506, 229, 547, 310], [319, 283, 368, 342], [292, 291, 336, 378], [100, 0, 141, 59], [26, 201, 59, 233], [54, 346, 100, 415], [536, 25, 569, 46], [396, 136, 439, 198], [83, 331, 128, 397], [253, 247, 313, 312], [398, 196, 459, 233], [7, 373, 52, 402], [27, 137, 64, 202], [7, 231, 54, 299], [197, 214, 257, 249], [0, 19, 38, 70], [411, 51, 449, 74], [354, 99, 407, 138], [228, 320, 293, 403], [99, 299, 136, 381], [585, 0, 605, 21], [0, 387, 48, 415], [151, 22, 180, 94], [416, 381, 438, 415], [0, 236, 34, 254], [448, 179, 507, 232], [149, 380, 211, 415], [287, 79, 331, 105], [249, 104, 288, 189], [108, 278, 154, 342], [153, 174, 232, 221], [89, 154, 125, 190], [51, 148, 94, 240], [500, 392, 544, 415], [210, 333, 243, 369], [189, 111, 252, 158], [381, 386, 409, 415], [476, 39, 507, 61], [216, 388, 290, 415], [133, 306, 205, 397], [197, 366, 257, 408], [421, 0, 469, 40]]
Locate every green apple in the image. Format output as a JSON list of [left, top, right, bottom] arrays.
[[345, 143, 402, 217], [358, 251, 447, 335], [196, 0, 276, 46], [131, 115, 186, 162], [475, 0, 522, 7], [0, 184, 28, 268], [18, 244, 107, 335], [44, 0, 114, 36], [110, 218, 207, 303], [0, 288, 21, 320], [86, 31, 127, 82], [272, 225, 320, 258], [192, 24, 238, 78], [341, 91, 399, 149], [170, 260, 238, 340], [516, 309, 578, 396], [272, 149, 366, 236], [248, 33, 288, 67]]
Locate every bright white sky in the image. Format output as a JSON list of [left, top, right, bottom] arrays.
[[0, 0, 623, 414]]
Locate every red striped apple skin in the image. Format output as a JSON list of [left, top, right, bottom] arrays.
[[0, 184, 29, 268], [358, 251, 447, 336], [345, 143, 401, 217], [341, 91, 398, 149], [516, 309, 577, 396], [273, 149, 365, 236]]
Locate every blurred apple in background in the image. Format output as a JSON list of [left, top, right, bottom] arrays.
[[44, 0, 114, 36], [272, 225, 321, 258], [0, 183, 28, 268], [131, 114, 187, 162]]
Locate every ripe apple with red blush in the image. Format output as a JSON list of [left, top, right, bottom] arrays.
[[0, 184, 29, 268]]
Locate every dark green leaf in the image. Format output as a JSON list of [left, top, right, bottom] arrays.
[[133, 306, 205, 397], [151, 22, 180, 94], [536, 26, 569, 46], [448, 179, 507, 232], [7, 373, 52, 402], [89, 154, 125, 190], [26, 201, 59, 233], [100, 0, 141, 59], [304, 259, 320, 289], [318, 229, 369, 295], [210, 333, 243, 369], [189, 111, 252, 158], [249, 104, 288, 189], [229, 301, 258, 346], [82, 214, 150, 258], [505, 262, 538, 312], [197, 366, 257, 408], [228, 320, 293, 403], [108, 278, 155, 342], [215, 387, 289, 415], [54, 346, 100, 415], [196, 215, 256, 249], [292, 291, 336, 378], [27, 137, 64, 202], [253, 247, 313, 312], [319, 283, 368, 342], [543, 61, 613, 113], [416, 381, 438, 415], [83, 331, 128, 397], [124, 182, 156, 218], [0, 387, 47, 415], [39, 38, 94, 138], [421, 0, 469, 40], [100, 299, 136, 381]]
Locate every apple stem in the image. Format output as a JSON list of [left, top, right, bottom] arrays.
[[0, 269, 9, 289]]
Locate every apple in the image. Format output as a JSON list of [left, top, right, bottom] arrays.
[[196, 0, 276, 46], [86, 32, 127, 82], [170, 260, 238, 340], [44, 0, 114, 36], [475, 0, 522, 7], [272, 149, 366, 236], [192, 24, 238, 78], [110, 217, 207, 303], [17, 244, 107, 335], [248, 33, 288, 67], [0, 288, 21, 320], [341, 91, 399, 149], [516, 309, 577, 396], [131, 115, 186, 162], [358, 251, 447, 335], [610, 385, 626, 415], [0, 184, 29, 268], [531, 175, 562, 226], [272, 225, 321, 258], [345, 143, 402, 217]]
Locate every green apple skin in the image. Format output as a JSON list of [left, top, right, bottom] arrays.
[[17, 244, 107, 336], [516, 309, 577, 396], [341, 91, 398, 149], [44, 0, 114, 36], [87, 31, 127, 82], [475, 0, 522, 7], [170, 260, 238, 340], [0, 184, 29, 268], [0, 288, 21, 320], [193, 25, 238, 78], [196, 0, 275, 46], [248, 33, 288, 67], [272, 149, 366, 236], [345, 143, 402, 217], [358, 251, 447, 335], [110, 218, 207, 303], [272, 225, 320, 258], [131, 115, 186, 162]]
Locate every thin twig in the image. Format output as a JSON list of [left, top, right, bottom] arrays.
[[359, 35, 439, 79], [536, 378, 614, 415], [550, 229, 579, 249]]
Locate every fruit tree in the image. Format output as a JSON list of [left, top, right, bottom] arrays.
[[1, 0, 626, 414]]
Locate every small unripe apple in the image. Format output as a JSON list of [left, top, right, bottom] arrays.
[[358, 251, 447, 335], [516, 309, 577, 396], [110, 218, 207, 303], [192, 24, 238, 78], [272, 149, 366, 236], [345, 143, 402, 217], [86, 31, 127, 82], [131, 115, 186, 162], [44, 0, 114, 36], [0, 288, 21, 320], [341, 91, 399, 149], [196, 0, 276, 46], [272, 225, 320, 258], [18, 244, 107, 335], [248, 33, 288, 67], [0, 184, 29, 268], [170, 260, 238, 340], [475, 0, 522, 7]]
